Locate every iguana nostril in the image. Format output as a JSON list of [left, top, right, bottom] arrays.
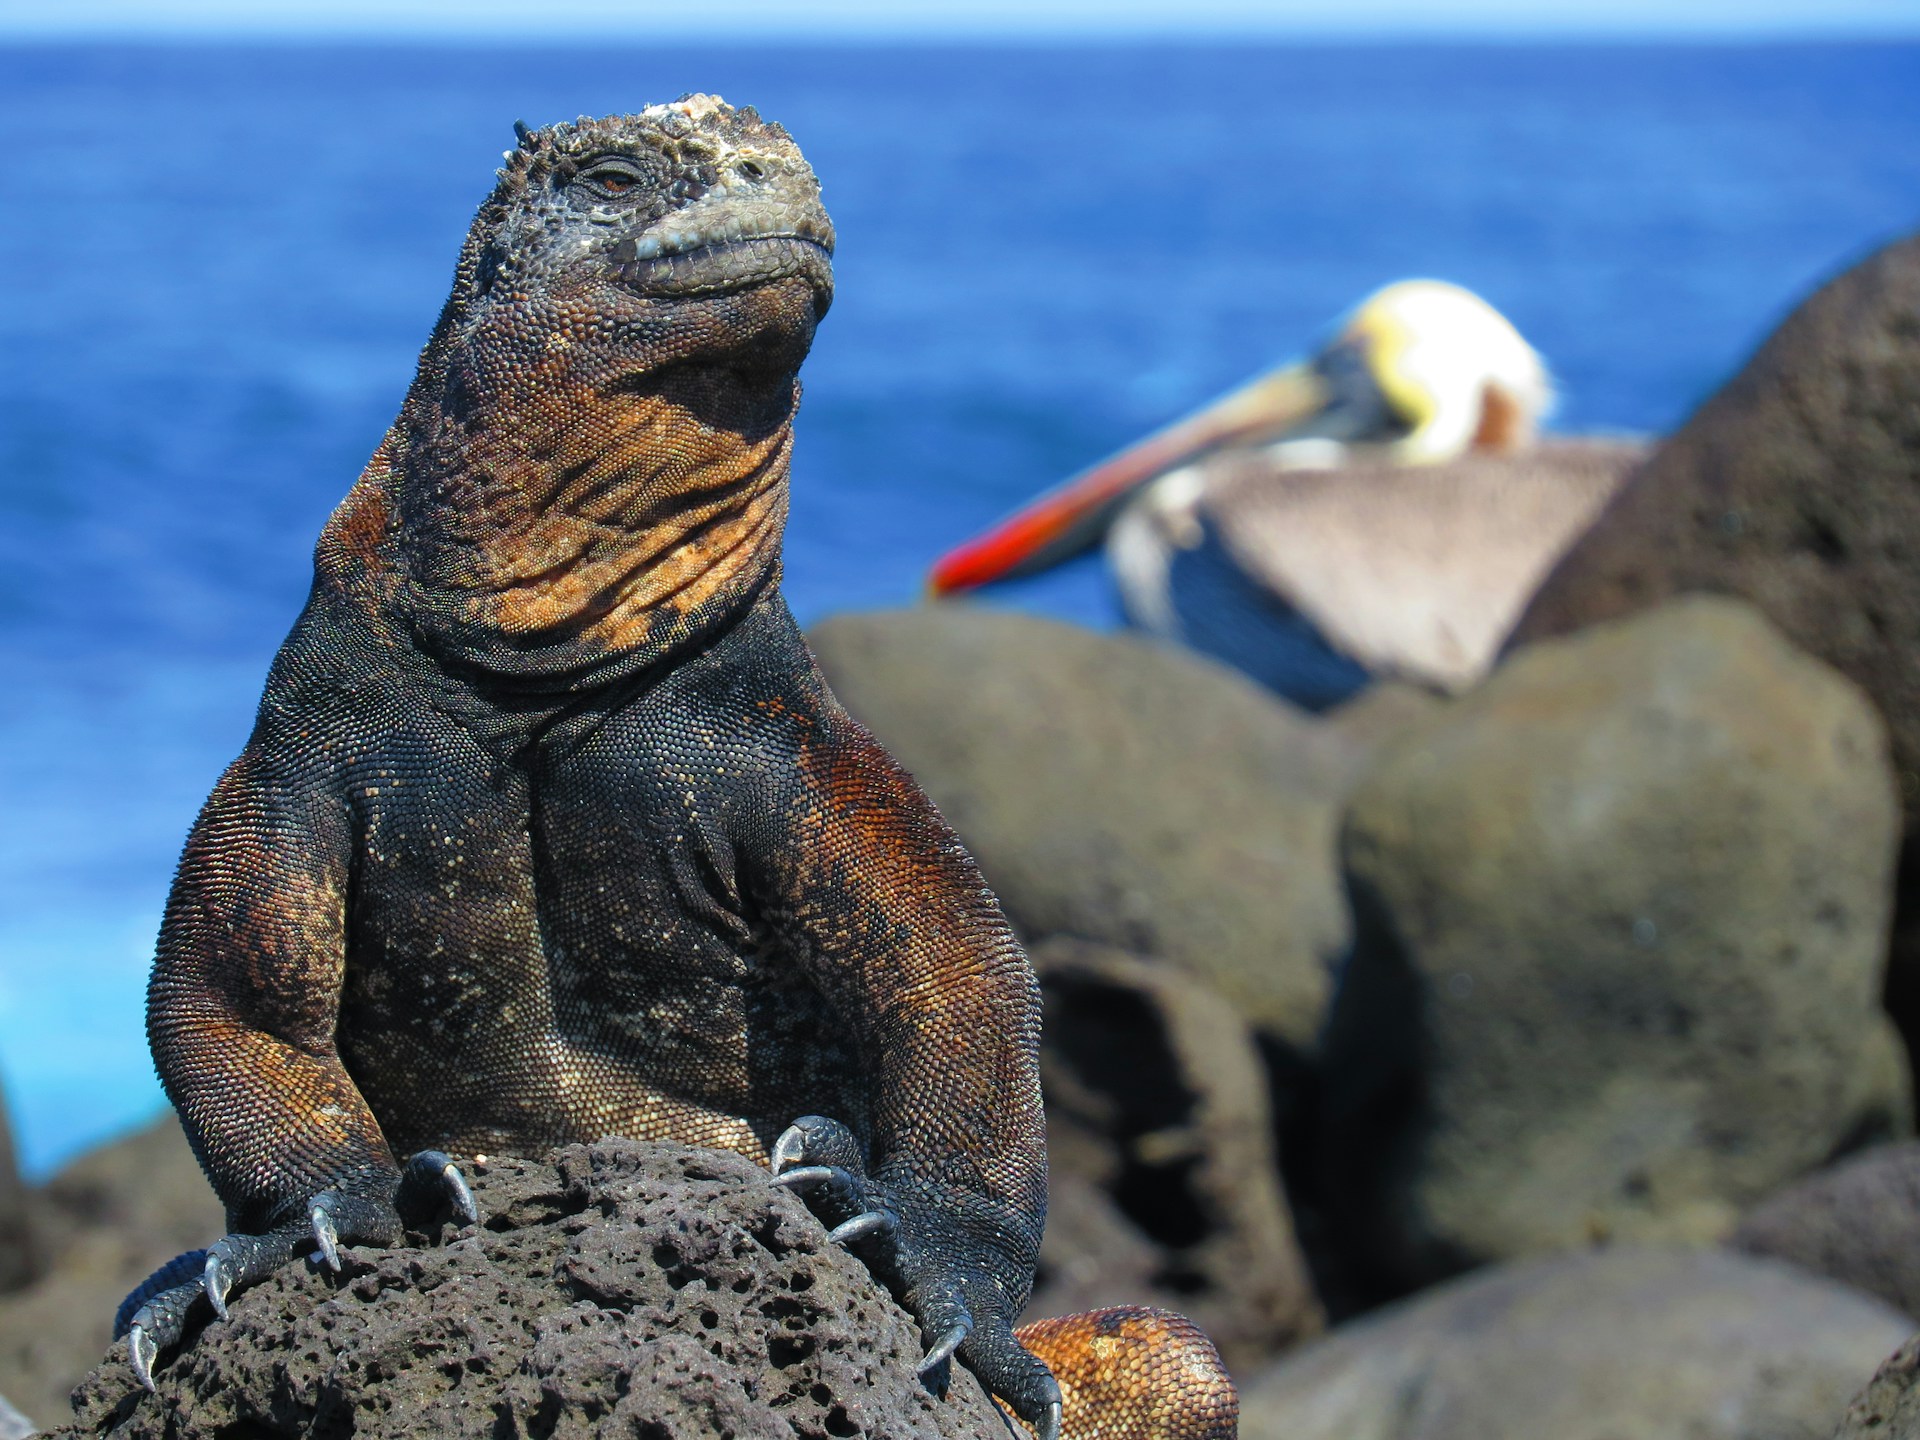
[[736, 159, 767, 182]]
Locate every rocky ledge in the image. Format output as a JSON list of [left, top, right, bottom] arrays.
[[51, 1141, 1006, 1440]]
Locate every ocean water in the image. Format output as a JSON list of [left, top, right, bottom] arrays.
[[1, 40, 1917, 1176]]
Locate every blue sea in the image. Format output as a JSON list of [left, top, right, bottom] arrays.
[[1, 40, 1917, 1177]]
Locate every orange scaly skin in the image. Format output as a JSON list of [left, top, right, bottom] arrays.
[[121, 99, 1237, 1440], [1016, 1308, 1240, 1440]]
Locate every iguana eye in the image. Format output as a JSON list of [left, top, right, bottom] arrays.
[[578, 159, 647, 197]]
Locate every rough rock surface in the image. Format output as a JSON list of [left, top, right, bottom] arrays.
[[0, 1112, 223, 1430], [1238, 1247, 1912, 1440], [1323, 597, 1909, 1296], [53, 1140, 1006, 1440], [1732, 1143, 1920, 1319], [809, 606, 1363, 1056], [1510, 234, 1920, 817], [1832, 1332, 1920, 1439], [1025, 938, 1321, 1370]]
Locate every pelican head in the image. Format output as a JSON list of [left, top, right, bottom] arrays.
[[929, 279, 1553, 594], [1325, 280, 1551, 462]]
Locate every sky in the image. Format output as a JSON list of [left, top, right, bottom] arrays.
[[3, 0, 1919, 39]]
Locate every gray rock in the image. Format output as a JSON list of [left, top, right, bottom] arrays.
[[1323, 597, 1909, 1295], [1511, 234, 1920, 825], [1027, 938, 1322, 1369], [52, 1141, 1005, 1440], [809, 606, 1362, 1056], [1832, 1332, 1920, 1439], [1239, 1247, 1911, 1440], [0, 1112, 223, 1430], [1504, 233, 1920, 1050], [1732, 1143, 1920, 1319], [1318, 680, 1446, 758]]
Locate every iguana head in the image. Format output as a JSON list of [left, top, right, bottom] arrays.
[[366, 98, 836, 687], [465, 94, 833, 353]]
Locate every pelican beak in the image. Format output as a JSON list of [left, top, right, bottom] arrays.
[[928, 361, 1330, 595]]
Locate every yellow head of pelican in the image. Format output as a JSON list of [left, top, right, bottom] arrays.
[[929, 279, 1553, 594], [1326, 279, 1551, 462]]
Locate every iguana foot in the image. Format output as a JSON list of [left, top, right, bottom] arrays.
[[117, 1150, 476, 1392], [771, 1115, 902, 1254], [769, 1116, 1063, 1440]]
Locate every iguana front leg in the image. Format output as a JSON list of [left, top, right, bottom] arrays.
[[127, 751, 474, 1386], [745, 704, 1062, 1438]]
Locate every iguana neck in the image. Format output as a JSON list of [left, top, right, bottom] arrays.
[[323, 355, 796, 694]]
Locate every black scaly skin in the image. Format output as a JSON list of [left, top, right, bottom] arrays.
[[124, 96, 1066, 1435]]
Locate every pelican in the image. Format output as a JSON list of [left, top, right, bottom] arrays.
[[929, 281, 1644, 708]]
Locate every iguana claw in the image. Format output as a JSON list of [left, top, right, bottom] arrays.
[[312, 1203, 343, 1272], [769, 1164, 836, 1191], [769, 1125, 813, 1175], [918, 1316, 972, 1374], [770, 1115, 864, 1173], [440, 1160, 478, 1226], [829, 1209, 897, 1247], [202, 1250, 232, 1321], [398, 1149, 477, 1228], [127, 1324, 158, 1393], [772, 1154, 901, 1252]]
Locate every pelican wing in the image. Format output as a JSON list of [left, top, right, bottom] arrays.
[[1201, 440, 1646, 693]]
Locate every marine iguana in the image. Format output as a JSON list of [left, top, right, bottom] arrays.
[[117, 98, 1235, 1440]]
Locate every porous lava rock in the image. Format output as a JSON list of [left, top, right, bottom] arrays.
[[0, 1112, 223, 1429], [809, 606, 1364, 1057], [52, 1140, 1006, 1440], [1237, 1247, 1912, 1440], [1322, 597, 1909, 1297], [1732, 1142, 1920, 1319], [1025, 938, 1322, 1370], [1832, 1332, 1920, 1440]]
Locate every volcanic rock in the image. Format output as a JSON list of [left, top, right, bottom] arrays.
[[809, 606, 1364, 1057], [1732, 1142, 1920, 1319], [52, 1140, 1006, 1440], [1026, 938, 1322, 1370], [1322, 596, 1909, 1296], [1237, 1247, 1911, 1440], [1832, 1332, 1920, 1439]]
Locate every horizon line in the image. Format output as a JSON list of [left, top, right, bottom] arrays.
[[6, 22, 1920, 42]]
